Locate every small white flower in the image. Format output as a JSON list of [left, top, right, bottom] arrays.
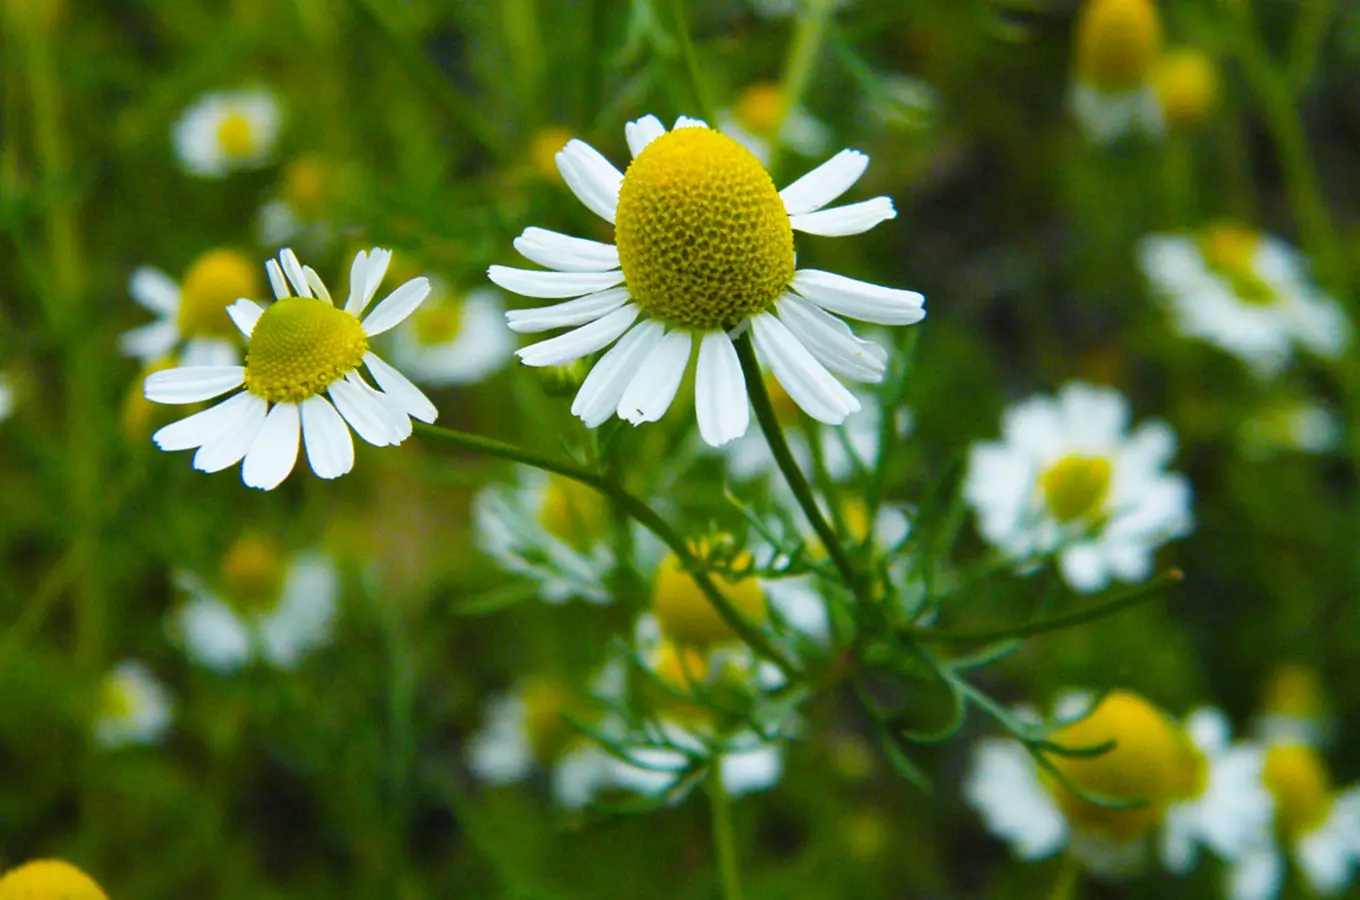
[[1139, 226, 1350, 378], [173, 89, 281, 178], [964, 381, 1193, 593], [605, 721, 784, 800], [120, 249, 263, 367], [144, 248, 438, 490], [93, 661, 173, 749], [1069, 82, 1164, 144], [490, 114, 924, 447], [1239, 399, 1341, 459], [386, 284, 513, 387]]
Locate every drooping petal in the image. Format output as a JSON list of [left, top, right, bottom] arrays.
[[299, 395, 354, 479], [361, 277, 431, 336], [128, 267, 180, 314], [515, 304, 639, 367], [778, 149, 869, 216], [617, 329, 691, 424], [487, 266, 624, 299], [302, 266, 332, 304], [328, 378, 399, 447], [119, 320, 179, 361], [343, 250, 369, 314], [751, 313, 859, 425], [626, 115, 667, 157], [242, 401, 301, 490], [192, 394, 268, 472], [265, 259, 289, 300], [673, 116, 708, 130], [145, 366, 246, 404], [790, 269, 926, 325], [226, 298, 264, 338], [775, 294, 887, 382], [695, 330, 749, 447], [555, 139, 623, 223], [279, 249, 312, 298], [363, 352, 438, 423], [789, 197, 897, 236], [358, 248, 394, 316], [513, 227, 620, 273], [505, 287, 630, 334], [571, 320, 665, 427], [154, 391, 261, 451]]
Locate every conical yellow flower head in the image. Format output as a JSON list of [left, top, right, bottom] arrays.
[[220, 535, 284, 616], [0, 860, 108, 900], [1154, 50, 1218, 129], [243, 297, 369, 403], [1262, 743, 1333, 840], [216, 111, 256, 159], [1046, 691, 1185, 840], [179, 248, 261, 339], [1074, 0, 1163, 93], [614, 127, 795, 331], [1040, 455, 1112, 524], [652, 550, 767, 648]]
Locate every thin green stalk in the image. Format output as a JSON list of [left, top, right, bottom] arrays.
[[412, 423, 798, 676], [666, 0, 716, 123], [766, 0, 835, 176], [1048, 853, 1081, 900], [708, 759, 743, 900]]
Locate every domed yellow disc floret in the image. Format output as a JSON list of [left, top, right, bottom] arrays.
[[1074, 0, 1163, 93], [1154, 50, 1218, 130], [220, 535, 284, 616], [0, 859, 109, 900], [1041, 455, 1112, 524], [1263, 743, 1333, 840], [216, 110, 256, 159], [243, 297, 368, 403], [615, 127, 794, 331], [1045, 690, 1184, 840], [179, 248, 261, 339], [652, 550, 767, 648]]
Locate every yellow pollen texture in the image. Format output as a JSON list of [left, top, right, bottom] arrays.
[[243, 297, 368, 403], [0, 860, 109, 900], [1074, 0, 1163, 93], [216, 110, 256, 158], [614, 128, 794, 331], [179, 248, 261, 338], [1263, 744, 1333, 839], [1045, 690, 1183, 841], [1041, 455, 1112, 524]]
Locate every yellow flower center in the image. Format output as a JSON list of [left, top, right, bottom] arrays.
[[735, 83, 786, 135], [98, 676, 137, 723], [216, 110, 256, 159], [1262, 743, 1334, 840], [537, 475, 607, 550], [1074, 0, 1163, 93], [283, 156, 328, 218], [1045, 691, 1183, 841], [1263, 664, 1326, 720], [179, 248, 261, 339], [411, 301, 465, 346], [614, 127, 794, 331], [1198, 224, 1276, 306], [220, 536, 284, 616], [0, 860, 109, 900], [520, 678, 574, 762], [530, 126, 573, 182], [652, 549, 768, 648], [1154, 50, 1218, 129], [1040, 455, 1112, 524], [243, 297, 369, 403]]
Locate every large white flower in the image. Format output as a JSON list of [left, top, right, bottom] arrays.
[[489, 114, 924, 447], [119, 249, 262, 367], [144, 248, 437, 490], [93, 661, 173, 749], [963, 381, 1193, 593], [172, 89, 281, 178], [1139, 225, 1350, 378], [386, 284, 513, 387]]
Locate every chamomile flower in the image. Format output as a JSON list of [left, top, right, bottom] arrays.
[[93, 660, 173, 749], [1139, 225, 1350, 378], [386, 283, 513, 386], [490, 114, 924, 448], [144, 247, 437, 490], [1153, 50, 1219, 131], [1253, 664, 1333, 749], [120, 248, 261, 367], [0, 860, 108, 900], [1239, 400, 1341, 459], [718, 83, 830, 165], [1069, 0, 1165, 143], [172, 89, 280, 178], [168, 536, 338, 672], [258, 156, 343, 250], [963, 381, 1193, 593]]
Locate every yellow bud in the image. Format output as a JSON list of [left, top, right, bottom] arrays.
[[520, 677, 575, 762], [0, 860, 108, 900], [530, 126, 574, 182], [734, 83, 787, 136], [1263, 744, 1333, 839], [652, 551, 767, 648], [1074, 0, 1163, 93], [537, 475, 607, 549], [1040, 455, 1112, 524], [1154, 50, 1218, 129]]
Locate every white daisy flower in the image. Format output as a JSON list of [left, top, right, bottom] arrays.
[[144, 247, 437, 490], [717, 83, 831, 165], [1068, 0, 1165, 144], [93, 660, 173, 749], [386, 283, 514, 387], [489, 114, 924, 448], [168, 538, 338, 672], [172, 89, 281, 178], [1239, 399, 1341, 459], [1139, 225, 1351, 378], [963, 381, 1193, 594], [120, 249, 263, 367], [1228, 743, 1360, 900]]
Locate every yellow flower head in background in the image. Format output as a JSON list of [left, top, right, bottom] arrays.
[[0, 859, 108, 900], [651, 548, 767, 649], [1154, 50, 1218, 130], [1074, 0, 1162, 94]]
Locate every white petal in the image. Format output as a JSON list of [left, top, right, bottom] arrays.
[[778, 149, 869, 216], [265, 259, 289, 300], [192, 394, 268, 472], [751, 313, 859, 425], [364, 352, 438, 423], [328, 378, 400, 447], [695, 330, 749, 447], [242, 401, 301, 489], [349, 373, 413, 442], [343, 249, 370, 314], [226, 298, 264, 338], [555, 139, 623, 223], [790, 197, 897, 237], [570, 320, 665, 427], [128, 267, 180, 314], [145, 366, 245, 404], [299, 396, 354, 479], [513, 227, 620, 272], [790, 269, 926, 325], [153, 392, 259, 451], [515, 304, 639, 367], [487, 266, 624, 299], [626, 114, 667, 157], [505, 287, 631, 333], [674, 116, 708, 129], [775, 294, 887, 381], [279, 249, 311, 298], [362, 277, 431, 336], [303, 266, 332, 304], [353, 248, 393, 317], [179, 338, 240, 367], [119, 320, 178, 361], [617, 329, 691, 424]]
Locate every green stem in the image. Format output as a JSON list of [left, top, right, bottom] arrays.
[[412, 423, 797, 676], [708, 758, 743, 900], [766, 0, 834, 176], [666, 0, 715, 123], [1048, 853, 1081, 900]]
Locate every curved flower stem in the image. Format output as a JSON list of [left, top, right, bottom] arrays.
[[708, 758, 743, 900], [412, 423, 798, 677], [733, 332, 865, 599]]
